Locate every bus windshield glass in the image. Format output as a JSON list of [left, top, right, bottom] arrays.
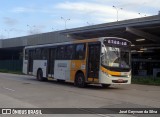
[[102, 45, 130, 69]]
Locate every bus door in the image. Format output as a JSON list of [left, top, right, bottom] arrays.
[[28, 50, 34, 73], [87, 42, 101, 80], [48, 48, 56, 77]]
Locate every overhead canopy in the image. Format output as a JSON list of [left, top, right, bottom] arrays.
[[61, 15, 160, 50]]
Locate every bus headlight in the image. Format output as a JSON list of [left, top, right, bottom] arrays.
[[108, 74, 112, 77], [102, 70, 111, 77], [104, 72, 111, 77], [127, 72, 131, 78]]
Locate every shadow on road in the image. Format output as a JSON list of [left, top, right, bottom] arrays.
[[26, 77, 122, 91]]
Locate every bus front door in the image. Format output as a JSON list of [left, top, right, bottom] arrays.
[[87, 43, 101, 81]]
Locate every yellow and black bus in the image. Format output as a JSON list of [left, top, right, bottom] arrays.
[[23, 37, 131, 87]]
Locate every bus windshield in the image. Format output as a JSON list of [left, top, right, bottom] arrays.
[[102, 46, 130, 69]]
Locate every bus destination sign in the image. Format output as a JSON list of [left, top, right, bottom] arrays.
[[104, 39, 130, 46]]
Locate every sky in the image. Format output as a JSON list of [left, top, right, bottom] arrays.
[[0, 0, 160, 39]]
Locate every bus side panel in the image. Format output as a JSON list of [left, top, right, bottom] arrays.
[[70, 60, 86, 81], [23, 60, 28, 74], [33, 60, 47, 77], [54, 60, 71, 80]]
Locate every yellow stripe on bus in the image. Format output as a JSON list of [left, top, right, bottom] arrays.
[[72, 38, 98, 44], [70, 60, 87, 81], [100, 66, 121, 76]]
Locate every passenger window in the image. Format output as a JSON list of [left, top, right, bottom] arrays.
[[65, 45, 75, 60], [57, 46, 65, 59], [35, 48, 41, 59], [41, 48, 48, 60], [75, 44, 85, 60], [25, 50, 29, 60]]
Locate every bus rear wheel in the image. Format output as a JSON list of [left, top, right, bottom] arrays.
[[75, 73, 86, 88], [37, 69, 47, 81]]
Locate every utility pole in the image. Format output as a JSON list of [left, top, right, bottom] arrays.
[[61, 17, 70, 29], [113, 6, 123, 21]]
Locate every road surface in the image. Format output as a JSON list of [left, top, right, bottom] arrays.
[[0, 73, 160, 117]]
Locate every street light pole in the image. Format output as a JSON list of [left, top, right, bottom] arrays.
[[138, 13, 141, 17], [27, 25, 36, 34], [86, 22, 94, 26], [138, 13, 147, 17], [61, 17, 70, 29], [113, 6, 122, 21]]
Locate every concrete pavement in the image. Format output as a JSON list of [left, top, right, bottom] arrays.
[[0, 73, 159, 117]]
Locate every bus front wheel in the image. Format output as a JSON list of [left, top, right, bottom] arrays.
[[101, 84, 111, 88], [75, 73, 86, 88]]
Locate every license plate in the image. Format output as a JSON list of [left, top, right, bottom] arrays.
[[118, 79, 124, 82]]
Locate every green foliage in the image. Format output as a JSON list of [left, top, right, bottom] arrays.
[[132, 76, 160, 86]]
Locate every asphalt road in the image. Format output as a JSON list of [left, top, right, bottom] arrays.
[[0, 73, 160, 117]]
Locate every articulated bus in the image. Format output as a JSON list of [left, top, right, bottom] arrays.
[[23, 37, 131, 87]]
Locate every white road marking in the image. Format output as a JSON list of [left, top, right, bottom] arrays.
[[3, 87, 15, 91]]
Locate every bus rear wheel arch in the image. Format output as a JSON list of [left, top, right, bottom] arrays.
[[37, 69, 48, 81], [74, 72, 86, 88]]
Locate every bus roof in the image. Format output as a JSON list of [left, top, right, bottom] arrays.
[[25, 37, 130, 49]]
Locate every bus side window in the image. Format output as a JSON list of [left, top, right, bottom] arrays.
[[28, 49, 35, 60], [65, 45, 75, 60], [41, 48, 48, 60], [75, 44, 85, 60], [35, 48, 41, 60], [25, 50, 29, 60], [57, 46, 65, 60]]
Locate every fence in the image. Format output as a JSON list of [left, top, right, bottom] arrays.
[[0, 60, 23, 72]]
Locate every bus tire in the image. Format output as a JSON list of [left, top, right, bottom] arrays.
[[37, 69, 47, 81], [101, 84, 111, 88], [57, 79, 65, 82], [75, 73, 86, 88]]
